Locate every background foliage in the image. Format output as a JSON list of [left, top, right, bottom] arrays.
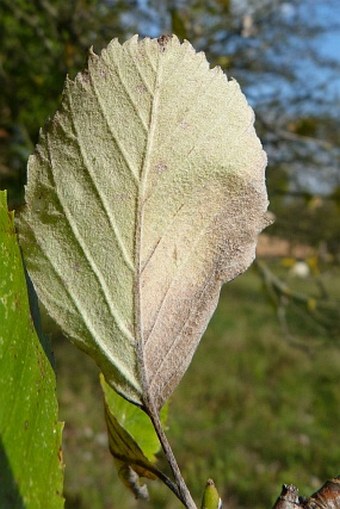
[[0, 1, 339, 508]]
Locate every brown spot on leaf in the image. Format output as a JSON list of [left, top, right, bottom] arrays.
[[57, 446, 63, 464], [136, 83, 147, 95], [154, 162, 168, 174], [157, 34, 172, 52]]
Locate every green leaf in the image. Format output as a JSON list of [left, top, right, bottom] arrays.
[[100, 374, 168, 499], [0, 191, 64, 509], [17, 35, 269, 412], [100, 373, 167, 463]]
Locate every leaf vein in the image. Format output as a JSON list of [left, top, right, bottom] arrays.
[[160, 67, 233, 156], [88, 70, 140, 183], [141, 203, 185, 274], [20, 215, 139, 391], [101, 51, 149, 132], [126, 43, 154, 97], [45, 131, 135, 346], [65, 92, 135, 272], [143, 213, 218, 348], [149, 270, 214, 394], [134, 45, 164, 398]]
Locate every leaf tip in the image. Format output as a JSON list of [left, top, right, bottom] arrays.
[[122, 33, 139, 50]]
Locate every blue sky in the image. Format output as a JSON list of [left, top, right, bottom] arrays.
[[131, 0, 340, 107]]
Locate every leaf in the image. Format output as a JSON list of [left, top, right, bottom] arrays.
[[100, 374, 168, 498], [17, 35, 269, 412], [0, 191, 64, 509], [100, 374, 167, 463]]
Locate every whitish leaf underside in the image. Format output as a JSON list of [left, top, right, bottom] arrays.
[[18, 35, 269, 410]]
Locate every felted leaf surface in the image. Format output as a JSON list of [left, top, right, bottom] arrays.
[[0, 191, 64, 509], [17, 35, 269, 411]]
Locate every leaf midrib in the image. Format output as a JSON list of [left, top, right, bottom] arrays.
[[134, 47, 163, 406]]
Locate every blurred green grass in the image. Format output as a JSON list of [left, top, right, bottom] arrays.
[[51, 264, 340, 509]]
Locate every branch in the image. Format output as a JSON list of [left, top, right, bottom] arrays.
[[146, 404, 197, 509], [273, 128, 335, 150], [111, 452, 182, 501], [254, 260, 340, 339]]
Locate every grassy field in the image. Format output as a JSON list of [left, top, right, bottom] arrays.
[[50, 262, 340, 509]]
